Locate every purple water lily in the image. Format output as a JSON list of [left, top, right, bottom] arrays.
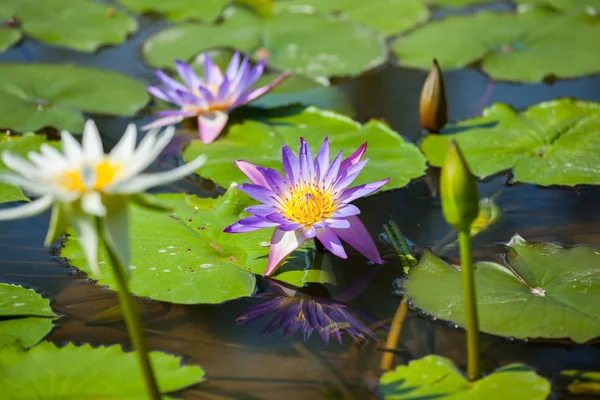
[[224, 137, 389, 276], [142, 52, 290, 144], [237, 279, 378, 344]]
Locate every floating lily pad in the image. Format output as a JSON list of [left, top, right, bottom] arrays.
[[0, 64, 148, 133], [116, 0, 229, 22], [0, 0, 138, 52], [0, 283, 56, 348], [0, 27, 21, 53], [183, 106, 427, 192], [404, 234, 600, 342], [143, 6, 387, 79], [516, 0, 600, 14], [62, 190, 334, 304], [275, 0, 430, 35], [379, 355, 551, 399], [426, 0, 498, 6], [0, 341, 204, 399], [562, 370, 600, 395], [420, 99, 600, 186], [391, 8, 600, 82]]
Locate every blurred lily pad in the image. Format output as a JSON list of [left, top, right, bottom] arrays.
[[0, 64, 148, 133], [404, 234, 600, 342], [391, 8, 600, 82], [0, 0, 138, 52], [0, 27, 21, 53], [0, 341, 204, 399], [274, 0, 430, 35], [420, 99, 600, 186], [116, 0, 229, 22], [143, 6, 386, 79], [183, 106, 427, 192], [379, 355, 550, 399], [516, 0, 600, 14], [0, 283, 56, 348], [0, 133, 59, 203], [562, 370, 600, 395], [427, 0, 498, 6], [62, 190, 334, 304]]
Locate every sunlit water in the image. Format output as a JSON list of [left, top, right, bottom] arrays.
[[1, 4, 600, 399]]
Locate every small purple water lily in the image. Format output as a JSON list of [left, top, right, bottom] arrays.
[[143, 52, 290, 144], [237, 279, 378, 344], [224, 137, 389, 276]]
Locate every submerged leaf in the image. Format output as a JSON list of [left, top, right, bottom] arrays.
[[404, 234, 600, 342]]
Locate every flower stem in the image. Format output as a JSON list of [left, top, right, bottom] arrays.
[[457, 227, 481, 381], [99, 221, 161, 400]]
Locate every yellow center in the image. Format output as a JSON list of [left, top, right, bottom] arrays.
[[279, 182, 336, 227], [57, 159, 121, 192], [186, 85, 232, 114]]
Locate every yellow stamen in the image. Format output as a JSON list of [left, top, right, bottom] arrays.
[[279, 182, 336, 227], [57, 159, 121, 192]]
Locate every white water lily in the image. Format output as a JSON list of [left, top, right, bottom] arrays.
[[0, 120, 206, 275]]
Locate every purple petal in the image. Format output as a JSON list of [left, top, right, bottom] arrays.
[[325, 218, 350, 229], [225, 51, 241, 80], [245, 205, 278, 217], [141, 115, 185, 131], [265, 229, 306, 276], [316, 227, 347, 259], [233, 71, 291, 107], [333, 215, 382, 264], [239, 215, 279, 228], [237, 183, 278, 205], [148, 85, 175, 103], [315, 137, 330, 181], [333, 160, 368, 192], [155, 70, 188, 92], [338, 179, 389, 204], [339, 142, 367, 175], [217, 75, 231, 102], [302, 225, 316, 239], [279, 223, 303, 231], [323, 150, 343, 188], [174, 88, 201, 106], [197, 85, 215, 103], [243, 58, 266, 90], [224, 221, 263, 233], [299, 138, 315, 182], [198, 111, 228, 144], [203, 54, 224, 86], [265, 212, 293, 225], [330, 204, 360, 218], [156, 109, 196, 118], [258, 167, 288, 196], [232, 55, 250, 89], [282, 145, 300, 184], [235, 160, 270, 188], [175, 59, 203, 89]]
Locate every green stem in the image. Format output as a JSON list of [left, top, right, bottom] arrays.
[[99, 220, 161, 400], [457, 228, 481, 381]]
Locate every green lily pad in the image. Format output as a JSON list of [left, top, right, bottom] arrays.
[[0, 341, 204, 399], [404, 234, 600, 343], [391, 8, 600, 82], [0, 0, 138, 52], [183, 106, 427, 192], [561, 370, 600, 395], [274, 0, 430, 36], [516, 0, 600, 14], [62, 190, 334, 304], [116, 0, 229, 22], [0, 283, 56, 348], [0, 133, 60, 204], [420, 99, 600, 186], [143, 6, 387, 79], [0, 27, 21, 53], [379, 355, 551, 399], [426, 0, 498, 6], [0, 64, 148, 133]]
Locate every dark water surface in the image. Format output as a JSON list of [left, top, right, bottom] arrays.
[[1, 5, 600, 400]]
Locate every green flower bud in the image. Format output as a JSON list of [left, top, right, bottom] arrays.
[[419, 59, 448, 133], [440, 140, 479, 230]]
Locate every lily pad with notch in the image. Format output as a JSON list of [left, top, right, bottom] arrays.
[[379, 355, 551, 399], [0, 0, 138, 52], [0, 341, 205, 399], [404, 234, 600, 343], [61, 190, 335, 305], [0, 64, 148, 134], [0, 283, 57, 348], [420, 99, 600, 186]]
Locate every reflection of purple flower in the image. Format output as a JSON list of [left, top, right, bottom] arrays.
[[237, 280, 377, 344], [224, 137, 389, 276], [143, 52, 290, 144]]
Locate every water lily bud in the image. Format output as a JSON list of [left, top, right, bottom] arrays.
[[440, 140, 479, 230], [419, 59, 448, 133]]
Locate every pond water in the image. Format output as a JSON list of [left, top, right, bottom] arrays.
[[1, 4, 600, 400]]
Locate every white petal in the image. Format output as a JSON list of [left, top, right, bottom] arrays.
[[60, 130, 83, 167], [0, 195, 54, 221], [82, 120, 104, 162], [109, 154, 206, 194], [81, 191, 106, 217], [1, 151, 40, 180], [40, 144, 69, 170], [109, 123, 137, 163], [123, 126, 175, 179], [0, 172, 53, 196], [71, 214, 100, 276]]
